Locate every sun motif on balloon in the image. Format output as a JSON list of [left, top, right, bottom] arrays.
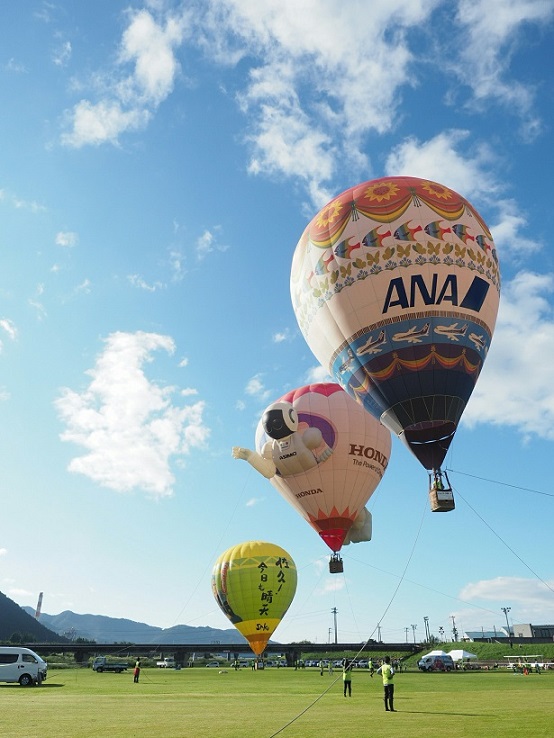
[[363, 181, 401, 202]]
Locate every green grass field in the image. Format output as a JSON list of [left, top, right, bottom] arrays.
[[2, 666, 553, 738]]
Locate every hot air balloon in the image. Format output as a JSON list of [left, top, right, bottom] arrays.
[[211, 541, 297, 656], [290, 177, 500, 512], [233, 383, 391, 571]]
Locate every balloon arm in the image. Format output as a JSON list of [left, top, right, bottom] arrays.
[[315, 444, 333, 463], [232, 446, 276, 479], [343, 507, 372, 545]]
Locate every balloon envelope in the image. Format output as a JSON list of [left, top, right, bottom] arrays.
[[255, 383, 391, 552], [291, 177, 500, 470], [212, 541, 297, 656]]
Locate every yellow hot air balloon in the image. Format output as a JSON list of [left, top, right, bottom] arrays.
[[211, 541, 297, 656]]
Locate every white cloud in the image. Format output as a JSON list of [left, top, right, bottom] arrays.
[[0, 318, 17, 342], [317, 574, 346, 595], [305, 365, 332, 384], [62, 99, 150, 147], [55, 231, 78, 247], [272, 329, 290, 343], [61, 8, 189, 147], [385, 130, 498, 201], [489, 200, 541, 258], [196, 227, 228, 260], [198, 0, 548, 205], [55, 331, 210, 498], [169, 248, 186, 282], [2, 58, 27, 73], [384, 131, 540, 261], [127, 274, 165, 291], [29, 283, 47, 320], [463, 272, 554, 441], [461, 576, 554, 604], [215, 0, 426, 204], [53, 40, 72, 67], [458, 576, 554, 624], [73, 279, 92, 295], [0, 188, 47, 213], [454, 0, 554, 124], [0, 318, 17, 356], [57, 0, 549, 201], [245, 374, 270, 401], [0, 548, 7, 557]]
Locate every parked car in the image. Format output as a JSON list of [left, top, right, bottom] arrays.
[[156, 658, 175, 668], [92, 657, 129, 673], [205, 661, 221, 667], [418, 654, 454, 672], [0, 646, 47, 686]]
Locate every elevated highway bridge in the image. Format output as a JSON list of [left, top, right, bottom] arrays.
[[23, 641, 421, 667]]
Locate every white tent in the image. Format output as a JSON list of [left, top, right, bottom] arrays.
[[424, 650, 449, 657], [448, 649, 477, 662]]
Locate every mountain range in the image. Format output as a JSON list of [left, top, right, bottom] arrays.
[[0, 589, 249, 645], [22, 606, 249, 645], [0, 591, 68, 643]]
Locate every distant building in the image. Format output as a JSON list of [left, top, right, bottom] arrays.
[[512, 624, 554, 639], [463, 629, 506, 642], [462, 624, 554, 641]]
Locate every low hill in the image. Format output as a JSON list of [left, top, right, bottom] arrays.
[[21, 606, 248, 645], [0, 592, 68, 643]]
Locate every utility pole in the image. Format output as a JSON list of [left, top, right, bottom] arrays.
[[405, 627, 409, 643], [501, 607, 512, 647], [451, 615, 458, 642], [332, 607, 338, 644], [411, 623, 417, 644], [438, 626, 444, 642]]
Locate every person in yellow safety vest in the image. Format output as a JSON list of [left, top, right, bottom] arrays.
[[377, 656, 395, 711], [342, 661, 353, 697]]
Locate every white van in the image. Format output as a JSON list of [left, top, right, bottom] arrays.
[[0, 646, 48, 686]]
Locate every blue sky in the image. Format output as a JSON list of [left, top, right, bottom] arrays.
[[1, 0, 553, 646]]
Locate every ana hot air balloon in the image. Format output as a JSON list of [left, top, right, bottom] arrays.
[[212, 541, 297, 656], [290, 177, 500, 512], [233, 383, 391, 571]]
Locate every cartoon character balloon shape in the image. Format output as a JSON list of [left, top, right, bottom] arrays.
[[211, 541, 297, 656], [290, 177, 500, 511], [233, 383, 391, 569]]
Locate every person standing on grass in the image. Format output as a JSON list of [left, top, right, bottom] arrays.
[[377, 656, 395, 711], [342, 661, 353, 697], [133, 658, 141, 683]]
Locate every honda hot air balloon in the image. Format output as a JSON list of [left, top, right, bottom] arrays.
[[212, 541, 297, 656], [290, 177, 500, 512], [232, 383, 391, 572]]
